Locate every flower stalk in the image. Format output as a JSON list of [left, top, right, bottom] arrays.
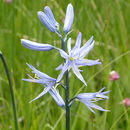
[[61, 39, 70, 130], [0, 52, 18, 130], [21, 3, 110, 130]]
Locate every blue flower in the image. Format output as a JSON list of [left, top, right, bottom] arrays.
[[63, 3, 74, 33], [76, 87, 110, 113], [23, 63, 65, 108], [37, 6, 59, 33], [21, 39, 55, 51], [56, 32, 101, 86]]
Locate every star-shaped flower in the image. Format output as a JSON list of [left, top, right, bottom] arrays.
[[23, 63, 65, 108], [76, 87, 110, 113], [56, 32, 101, 86]]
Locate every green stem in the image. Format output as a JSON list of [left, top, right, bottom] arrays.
[[61, 39, 70, 130], [68, 96, 77, 105], [59, 82, 66, 89], [65, 70, 69, 130], [0, 52, 18, 130]]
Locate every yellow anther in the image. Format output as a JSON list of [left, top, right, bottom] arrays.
[[69, 57, 74, 61], [31, 80, 35, 82], [79, 66, 83, 68], [86, 59, 88, 63], [98, 97, 103, 100], [76, 71, 80, 74], [74, 68, 80, 74], [94, 97, 102, 101], [55, 24, 59, 30], [34, 74, 37, 79], [75, 56, 79, 59]]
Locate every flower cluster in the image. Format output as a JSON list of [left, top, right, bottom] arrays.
[[21, 3, 109, 113]]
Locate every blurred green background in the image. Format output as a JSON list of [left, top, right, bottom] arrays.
[[0, 0, 130, 129]]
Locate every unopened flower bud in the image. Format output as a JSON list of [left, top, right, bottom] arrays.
[[109, 71, 119, 81], [6, 0, 12, 4], [123, 98, 130, 107]]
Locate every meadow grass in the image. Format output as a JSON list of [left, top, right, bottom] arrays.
[[0, 0, 130, 129]]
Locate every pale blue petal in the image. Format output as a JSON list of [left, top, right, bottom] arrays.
[[57, 48, 69, 59], [77, 93, 96, 100], [44, 6, 59, 29], [22, 78, 42, 84], [71, 63, 87, 86], [81, 100, 108, 112], [87, 105, 95, 113], [63, 3, 74, 33], [37, 11, 56, 32], [96, 88, 110, 99], [75, 59, 101, 67], [67, 38, 71, 54], [98, 87, 106, 92], [101, 91, 111, 95], [79, 36, 93, 53], [55, 64, 63, 71], [49, 87, 65, 108], [70, 32, 82, 57], [79, 100, 95, 113], [26, 73, 33, 79], [80, 41, 95, 58], [71, 32, 82, 52], [29, 85, 52, 103], [21, 39, 54, 51], [56, 60, 69, 82], [87, 102, 109, 112], [96, 93, 109, 99], [78, 68, 83, 72], [26, 63, 56, 82]]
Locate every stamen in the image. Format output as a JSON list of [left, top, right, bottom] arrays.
[[86, 59, 88, 63], [79, 66, 82, 68], [34, 74, 37, 79], [69, 57, 74, 61], [55, 23, 59, 30], [31, 80, 35, 82]]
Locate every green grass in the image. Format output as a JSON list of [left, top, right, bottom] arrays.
[[0, 0, 130, 129]]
